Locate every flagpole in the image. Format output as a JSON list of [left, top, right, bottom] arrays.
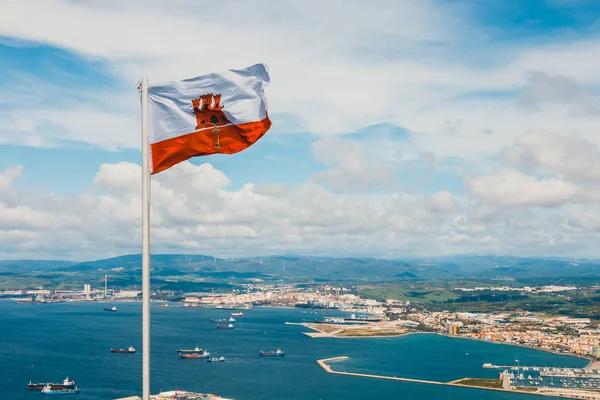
[[140, 77, 151, 400]]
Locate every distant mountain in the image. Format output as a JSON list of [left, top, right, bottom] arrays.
[[0, 260, 76, 273], [2, 254, 599, 289]]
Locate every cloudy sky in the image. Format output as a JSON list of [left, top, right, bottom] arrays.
[[1, 0, 600, 260]]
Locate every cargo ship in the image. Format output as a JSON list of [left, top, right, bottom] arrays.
[[176, 346, 204, 354], [104, 306, 117, 312], [111, 346, 135, 353], [28, 377, 75, 391], [183, 304, 203, 308], [230, 312, 244, 317], [210, 318, 227, 323], [207, 356, 225, 362], [159, 304, 169, 308], [216, 323, 234, 329], [259, 349, 284, 357], [179, 350, 210, 359], [41, 383, 80, 395]]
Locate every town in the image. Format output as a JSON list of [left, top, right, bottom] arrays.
[[2, 280, 599, 364]]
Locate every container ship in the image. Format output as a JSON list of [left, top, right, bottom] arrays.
[[111, 346, 135, 353], [28, 377, 75, 391], [259, 349, 284, 357], [104, 306, 117, 312]]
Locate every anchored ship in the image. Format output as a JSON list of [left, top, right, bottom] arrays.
[[259, 349, 284, 357], [176, 346, 204, 354], [28, 377, 75, 391], [104, 306, 117, 312], [216, 323, 234, 329], [41, 383, 80, 395], [179, 350, 210, 359], [111, 346, 135, 353], [207, 356, 226, 362], [230, 312, 244, 317]]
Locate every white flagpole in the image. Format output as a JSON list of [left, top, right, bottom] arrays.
[[140, 77, 151, 400]]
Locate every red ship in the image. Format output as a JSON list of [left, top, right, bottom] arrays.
[[179, 350, 210, 359], [216, 323, 234, 329]]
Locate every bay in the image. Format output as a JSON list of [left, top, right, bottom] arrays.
[[0, 301, 587, 400]]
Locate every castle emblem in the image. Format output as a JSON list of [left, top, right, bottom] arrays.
[[191, 93, 230, 130], [191, 93, 230, 149]]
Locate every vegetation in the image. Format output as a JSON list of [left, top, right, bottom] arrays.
[[455, 378, 503, 389]]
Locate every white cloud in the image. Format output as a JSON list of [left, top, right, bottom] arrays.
[[311, 137, 394, 192], [2, 162, 600, 259], [467, 170, 580, 207], [501, 130, 600, 182]]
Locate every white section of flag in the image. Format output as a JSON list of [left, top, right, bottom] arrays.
[[147, 64, 270, 145]]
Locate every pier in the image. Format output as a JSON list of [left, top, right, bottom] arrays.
[[317, 356, 444, 385], [317, 356, 600, 399]]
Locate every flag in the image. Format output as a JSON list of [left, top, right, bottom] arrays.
[[147, 64, 272, 174]]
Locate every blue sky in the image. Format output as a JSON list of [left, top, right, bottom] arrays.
[[1, 0, 600, 259]]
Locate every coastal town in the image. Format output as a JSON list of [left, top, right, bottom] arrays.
[[3, 279, 600, 399], [3, 281, 599, 362]]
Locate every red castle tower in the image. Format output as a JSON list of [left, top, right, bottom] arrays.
[[191, 93, 230, 130]]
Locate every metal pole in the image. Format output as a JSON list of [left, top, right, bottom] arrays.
[[140, 77, 151, 400]]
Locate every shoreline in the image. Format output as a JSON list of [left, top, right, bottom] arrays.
[[441, 334, 596, 368], [290, 321, 596, 367]]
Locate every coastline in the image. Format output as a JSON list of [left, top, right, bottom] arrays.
[[441, 334, 596, 368], [288, 321, 597, 368]]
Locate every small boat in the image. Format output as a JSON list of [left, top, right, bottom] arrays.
[[206, 356, 225, 362], [230, 312, 243, 317], [159, 304, 169, 308], [179, 350, 210, 359], [228, 317, 236, 323], [28, 377, 74, 391], [216, 323, 234, 329], [111, 346, 135, 353], [104, 306, 117, 312], [259, 349, 284, 357], [41, 383, 79, 395], [177, 346, 204, 354]]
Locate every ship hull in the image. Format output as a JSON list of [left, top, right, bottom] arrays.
[[41, 389, 79, 395], [28, 384, 75, 391], [179, 354, 209, 359]]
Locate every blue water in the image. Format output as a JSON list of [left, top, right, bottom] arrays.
[[0, 301, 588, 400]]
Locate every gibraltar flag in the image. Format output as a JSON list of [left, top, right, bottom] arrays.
[[147, 64, 272, 174]]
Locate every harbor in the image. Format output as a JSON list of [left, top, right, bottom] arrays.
[[317, 356, 600, 399], [3, 302, 596, 400]]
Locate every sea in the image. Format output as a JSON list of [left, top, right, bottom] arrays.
[[0, 301, 589, 400]]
